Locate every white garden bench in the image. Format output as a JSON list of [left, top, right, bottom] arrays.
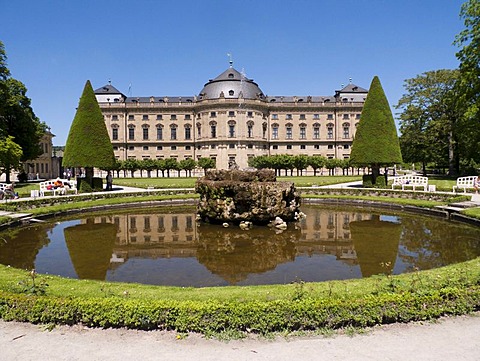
[[453, 176, 478, 193], [39, 179, 77, 197], [391, 175, 429, 191]]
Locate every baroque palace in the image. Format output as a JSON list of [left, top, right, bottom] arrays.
[[94, 63, 368, 170]]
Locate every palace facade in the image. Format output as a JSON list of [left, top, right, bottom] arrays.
[[94, 65, 368, 170]]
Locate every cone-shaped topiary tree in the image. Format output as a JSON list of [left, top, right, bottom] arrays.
[[63, 80, 115, 189], [350, 76, 402, 185]]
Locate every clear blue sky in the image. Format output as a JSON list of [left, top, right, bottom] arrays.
[[3, 0, 465, 145]]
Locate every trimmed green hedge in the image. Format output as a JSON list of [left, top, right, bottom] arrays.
[[1, 257, 479, 335], [1, 286, 478, 334]]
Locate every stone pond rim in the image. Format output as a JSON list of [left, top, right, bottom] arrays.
[[195, 169, 301, 225]]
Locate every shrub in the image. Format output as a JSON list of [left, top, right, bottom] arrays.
[[362, 174, 386, 188]]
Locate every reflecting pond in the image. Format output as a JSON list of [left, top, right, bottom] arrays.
[[0, 205, 479, 287]]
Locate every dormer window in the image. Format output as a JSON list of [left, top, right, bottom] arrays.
[[228, 73, 234, 79], [229, 90, 234, 96]]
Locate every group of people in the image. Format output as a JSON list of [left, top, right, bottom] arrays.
[[475, 176, 480, 194], [0, 183, 18, 200]]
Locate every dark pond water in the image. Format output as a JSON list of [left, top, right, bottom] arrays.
[[0, 205, 479, 287]]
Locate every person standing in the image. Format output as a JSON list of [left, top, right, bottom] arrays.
[[106, 171, 113, 191]]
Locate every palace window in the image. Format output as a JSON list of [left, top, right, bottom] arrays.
[[210, 112, 216, 118], [286, 145, 292, 150], [112, 128, 118, 140], [184, 125, 191, 140], [313, 123, 320, 139], [112, 115, 118, 120], [286, 114, 292, 120], [272, 124, 279, 139], [271, 114, 278, 120], [286, 125, 293, 139], [142, 114, 149, 120], [156, 114, 163, 120], [184, 114, 191, 120], [247, 111, 253, 118], [143, 127, 149, 140], [247, 124, 253, 138], [313, 114, 320, 120], [156, 125, 163, 140], [210, 123, 217, 138], [299, 125, 306, 139], [197, 123, 201, 137], [170, 114, 177, 120], [343, 123, 350, 138], [299, 114, 306, 120], [327, 124, 334, 139], [229, 124, 235, 137], [170, 125, 177, 140], [128, 127, 135, 140], [327, 114, 333, 120], [228, 111, 235, 117]]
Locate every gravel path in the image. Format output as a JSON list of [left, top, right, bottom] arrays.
[[1, 313, 479, 361]]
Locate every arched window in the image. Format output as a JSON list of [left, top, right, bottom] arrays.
[[209, 120, 217, 138], [285, 123, 293, 139], [156, 124, 163, 140], [342, 123, 350, 139], [142, 124, 150, 140], [327, 123, 334, 139], [170, 124, 178, 140], [272, 123, 279, 139], [299, 123, 307, 139], [128, 124, 135, 140], [247, 121, 254, 138], [313, 123, 320, 139], [184, 124, 192, 140], [228, 120, 236, 138]]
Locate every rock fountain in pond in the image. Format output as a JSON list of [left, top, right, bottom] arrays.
[[195, 169, 302, 226]]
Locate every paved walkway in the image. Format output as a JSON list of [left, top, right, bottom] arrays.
[[1, 313, 479, 361]]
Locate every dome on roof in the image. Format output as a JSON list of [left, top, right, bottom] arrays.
[[198, 67, 265, 100]]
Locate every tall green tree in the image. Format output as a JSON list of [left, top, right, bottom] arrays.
[[197, 157, 215, 175], [455, 0, 480, 120], [454, 0, 480, 172], [0, 135, 23, 180], [63, 80, 115, 185], [0, 41, 46, 181], [350, 76, 402, 184], [179, 158, 196, 177], [396, 70, 461, 175]]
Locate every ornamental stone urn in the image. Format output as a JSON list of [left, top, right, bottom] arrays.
[[195, 169, 301, 225]]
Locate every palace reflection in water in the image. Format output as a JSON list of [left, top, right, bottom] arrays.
[[1, 206, 480, 287]]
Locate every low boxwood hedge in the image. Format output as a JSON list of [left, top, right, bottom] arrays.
[[1, 286, 478, 334], [0, 257, 479, 336]]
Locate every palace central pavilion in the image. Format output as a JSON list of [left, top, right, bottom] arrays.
[[94, 64, 368, 170]]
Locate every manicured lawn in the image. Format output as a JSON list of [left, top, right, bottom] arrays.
[[112, 175, 363, 189]]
